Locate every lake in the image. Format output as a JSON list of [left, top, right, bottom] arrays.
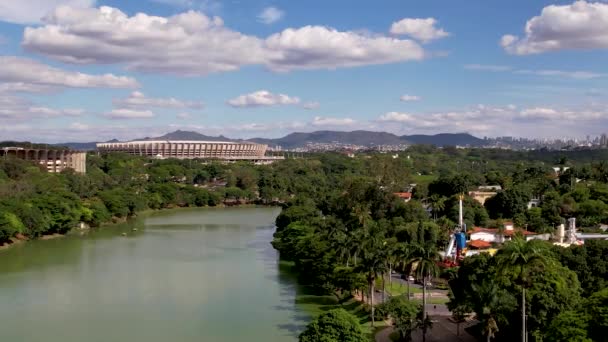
[[0, 207, 311, 342]]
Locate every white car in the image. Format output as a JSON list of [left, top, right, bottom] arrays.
[[408, 276, 415, 282]]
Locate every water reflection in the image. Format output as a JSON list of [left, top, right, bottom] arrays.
[[0, 206, 309, 342]]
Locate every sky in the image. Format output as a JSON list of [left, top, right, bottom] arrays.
[[1, 0, 608, 142]]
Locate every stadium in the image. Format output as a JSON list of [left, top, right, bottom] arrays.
[[96, 140, 282, 163]]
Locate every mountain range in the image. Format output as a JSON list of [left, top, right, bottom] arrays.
[[56, 130, 485, 150]]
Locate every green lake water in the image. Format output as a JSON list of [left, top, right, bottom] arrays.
[[0, 207, 311, 342]]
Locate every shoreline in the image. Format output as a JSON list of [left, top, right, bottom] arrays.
[[0, 203, 279, 253]]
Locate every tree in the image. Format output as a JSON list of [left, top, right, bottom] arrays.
[[408, 242, 440, 342], [545, 310, 591, 342], [496, 238, 551, 342], [377, 296, 420, 341], [586, 287, 608, 342], [298, 309, 367, 342], [356, 224, 387, 327]]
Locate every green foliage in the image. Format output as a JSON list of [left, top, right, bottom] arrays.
[[298, 309, 367, 342], [545, 310, 591, 342], [377, 296, 420, 341], [586, 287, 608, 341], [0, 211, 25, 240]]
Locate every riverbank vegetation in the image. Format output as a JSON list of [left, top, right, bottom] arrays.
[[2, 146, 608, 340]]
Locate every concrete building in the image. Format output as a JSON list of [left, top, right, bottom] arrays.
[[468, 190, 497, 205], [470, 223, 538, 244], [96, 140, 283, 163], [0, 147, 86, 173]]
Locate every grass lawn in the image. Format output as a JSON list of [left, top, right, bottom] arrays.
[[412, 174, 438, 183], [384, 282, 422, 296]]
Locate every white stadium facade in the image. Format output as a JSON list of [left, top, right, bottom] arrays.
[[96, 140, 283, 163]]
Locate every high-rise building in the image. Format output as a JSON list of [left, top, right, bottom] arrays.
[[601, 133, 608, 147]]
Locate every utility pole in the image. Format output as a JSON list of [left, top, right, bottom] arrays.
[[522, 287, 526, 342]]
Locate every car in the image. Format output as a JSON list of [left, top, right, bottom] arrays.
[[408, 276, 415, 282]]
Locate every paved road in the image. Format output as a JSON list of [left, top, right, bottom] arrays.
[[376, 317, 477, 342]]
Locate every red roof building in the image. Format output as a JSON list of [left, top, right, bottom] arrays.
[[394, 192, 412, 202]]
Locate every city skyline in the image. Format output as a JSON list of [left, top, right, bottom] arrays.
[[2, 0, 608, 142]]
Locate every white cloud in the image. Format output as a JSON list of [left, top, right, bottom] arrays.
[[258, 7, 284, 24], [378, 112, 417, 123], [227, 90, 300, 108], [22, 6, 426, 76], [501, 1, 608, 55], [114, 91, 203, 109], [150, 0, 222, 13], [390, 18, 449, 43], [312, 116, 356, 126], [519, 107, 560, 119], [464, 64, 513, 72], [519, 107, 604, 121], [0, 0, 94, 24], [302, 102, 320, 110], [515, 69, 605, 80], [0, 56, 139, 90], [104, 109, 155, 120], [400, 94, 421, 102], [465, 63, 606, 80], [0, 94, 84, 119], [69, 122, 90, 130], [265, 25, 425, 72], [375, 104, 608, 137], [176, 112, 192, 120]]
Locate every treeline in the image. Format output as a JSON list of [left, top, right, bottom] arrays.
[[0, 153, 339, 241], [267, 150, 608, 341]]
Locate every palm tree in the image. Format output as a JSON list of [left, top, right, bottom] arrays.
[[471, 281, 511, 342], [429, 195, 446, 221], [408, 242, 440, 342], [496, 237, 550, 342], [396, 242, 415, 300], [356, 227, 387, 327]]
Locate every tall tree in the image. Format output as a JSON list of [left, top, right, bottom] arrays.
[[408, 242, 440, 342], [496, 238, 551, 342]]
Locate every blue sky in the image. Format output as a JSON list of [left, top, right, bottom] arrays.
[[1, 0, 608, 142]]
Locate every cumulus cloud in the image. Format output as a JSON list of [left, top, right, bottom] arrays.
[[22, 6, 426, 76], [390, 18, 449, 43], [501, 1, 608, 55], [376, 104, 608, 137], [378, 112, 417, 123], [258, 7, 284, 24], [227, 90, 300, 108], [265, 26, 425, 72], [400, 95, 421, 102], [519, 107, 603, 121], [312, 116, 356, 126], [0, 0, 94, 24], [114, 91, 203, 110], [0, 56, 139, 91], [104, 109, 155, 120], [0, 94, 84, 119]]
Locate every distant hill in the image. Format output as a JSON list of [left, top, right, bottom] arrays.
[[52, 130, 484, 150], [251, 130, 484, 148], [251, 130, 404, 148], [402, 133, 484, 147], [56, 142, 98, 150], [149, 130, 234, 142]]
